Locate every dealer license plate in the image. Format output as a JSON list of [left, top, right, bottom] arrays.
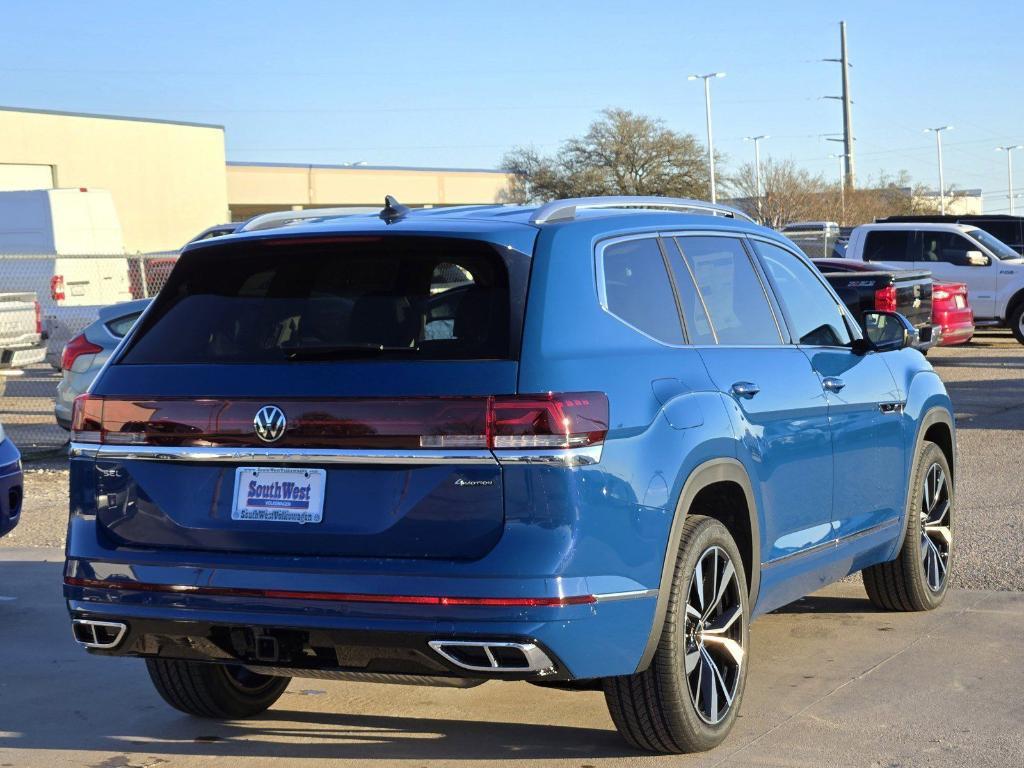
[[232, 467, 325, 524]]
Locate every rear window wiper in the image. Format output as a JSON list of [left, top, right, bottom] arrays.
[[285, 343, 420, 361]]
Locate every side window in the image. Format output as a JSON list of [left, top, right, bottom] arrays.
[[662, 238, 716, 344], [106, 312, 142, 338], [863, 230, 913, 262], [601, 237, 684, 345], [753, 241, 852, 347], [676, 236, 782, 345], [919, 232, 973, 265]]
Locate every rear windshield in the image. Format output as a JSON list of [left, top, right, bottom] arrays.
[[120, 236, 526, 364]]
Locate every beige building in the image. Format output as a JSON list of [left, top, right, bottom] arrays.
[[0, 106, 228, 252], [226, 162, 513, 221], [0, 106, 514, 253]]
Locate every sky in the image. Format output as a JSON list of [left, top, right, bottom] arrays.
[[3, 1, 1024, 211]]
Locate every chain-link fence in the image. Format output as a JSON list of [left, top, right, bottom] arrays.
[[0, 253, 176, 456]]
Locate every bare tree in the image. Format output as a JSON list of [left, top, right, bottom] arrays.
[[729, 162, 954, 227], [502, 109, 712, 203]]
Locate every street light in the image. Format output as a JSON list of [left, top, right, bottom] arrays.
[[744, 135, 769, 221], [996, 145, 1024, 215], [924, 126, 954, 214], [689, 72, 726, 203]]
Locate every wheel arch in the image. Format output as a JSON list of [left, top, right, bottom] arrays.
[[635, 457, 761, 673], [1005, 286, 1024, 325]]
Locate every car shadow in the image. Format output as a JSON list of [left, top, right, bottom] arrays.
[[772, 591, 882, 615]]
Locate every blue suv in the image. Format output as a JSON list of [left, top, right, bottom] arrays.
[[64, 196, 955, 753]]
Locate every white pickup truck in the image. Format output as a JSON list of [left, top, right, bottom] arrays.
[[844, 222, 1024, 344], [0, 292, 47, 397]]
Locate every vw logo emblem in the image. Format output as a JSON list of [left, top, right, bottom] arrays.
[[254, 405, 287, 443]]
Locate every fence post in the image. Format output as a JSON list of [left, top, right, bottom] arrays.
[[138, 255, 149, 298]]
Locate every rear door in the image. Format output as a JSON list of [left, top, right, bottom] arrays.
[[671, 234, 835, 565], [86, 234, 532, 560]]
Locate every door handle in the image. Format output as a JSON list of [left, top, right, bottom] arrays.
[[822, 376, 846, 393], [731, 381, 760, 399]]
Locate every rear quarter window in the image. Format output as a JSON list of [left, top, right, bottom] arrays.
[[120, 237, 527, 364]]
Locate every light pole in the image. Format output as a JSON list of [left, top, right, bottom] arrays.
[[745, 135, 769, 222], [689, 72, 726, 203], [925, 126, 953, 214], [831, 153, 849, 224], [996, 145, 1024, 215]]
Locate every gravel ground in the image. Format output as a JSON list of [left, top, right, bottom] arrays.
[[4, 331, 1022, 590]]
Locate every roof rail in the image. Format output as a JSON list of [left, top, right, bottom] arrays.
[[238, 206, 376, 232], [528, 196, 755, 225]]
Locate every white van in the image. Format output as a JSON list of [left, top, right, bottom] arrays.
[[0, 188, 134, 364], [845, 222, 1024, 344]]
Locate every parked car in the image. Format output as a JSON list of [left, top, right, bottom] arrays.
[[187, 222, 240, 244], [0, 188, 134, 366], [845, 222, 1024, 344], [54, 299, 150, 430], [878, 214, 1024, 256], [812, 258, 938, 352], [64, 196, 956, 754], [0, 291, 46, 397], [0, 421, 23, 538], [931, 282, 974, 346]]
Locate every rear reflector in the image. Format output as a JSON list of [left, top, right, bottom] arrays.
[[64, 577, 596, 607], [71, 392, 609, 451]]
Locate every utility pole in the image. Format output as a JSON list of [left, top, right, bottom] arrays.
[[689, 72, 726, 203], [823, 21, 855, 188], [745, 135, 769, 222], [997, 145, 1023, 215], [925, 126, 953, 214], [831, 153, 849, 224]]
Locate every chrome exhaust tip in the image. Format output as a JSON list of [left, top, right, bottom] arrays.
[[72, 619, 127, 649], [428, 640, 555, 674]]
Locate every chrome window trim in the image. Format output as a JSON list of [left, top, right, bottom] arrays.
[[594, 233, 689, 349], [71, 442, 604, 468]]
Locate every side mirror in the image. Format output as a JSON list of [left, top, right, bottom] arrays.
[[963, 250, 991, 267], [852, 310, 918, 354]]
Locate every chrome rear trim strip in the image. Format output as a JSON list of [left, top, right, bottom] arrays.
[[70, 443, 498, 465], [494, 445, 602, 467], [593, 588, 658, 603]]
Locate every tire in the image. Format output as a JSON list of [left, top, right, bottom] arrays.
[[603, 515, 749, 754], [1010, 302, 1024, 345], [863, 441, 952, 611], [145, 659, 289, 719]]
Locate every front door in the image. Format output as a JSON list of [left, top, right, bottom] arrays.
[[751, 239, 907, 544], [915, 230, 998, 318]]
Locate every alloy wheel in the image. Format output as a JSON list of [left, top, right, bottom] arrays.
[[920, 463, 951, 592], [684, 546, 744, 725]]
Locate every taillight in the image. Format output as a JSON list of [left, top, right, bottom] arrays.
[[489, 393, 608, 449], [50, 275, 65, 301], [69, 392, 610, 451], [61, 334, 102, 372], [33, 301, 42, 335], [874, 285, 897, 313]]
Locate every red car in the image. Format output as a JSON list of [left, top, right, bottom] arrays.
[[932, 282, 974, 346]]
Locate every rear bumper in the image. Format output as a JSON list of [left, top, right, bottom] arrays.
[[0, 441, 24, 537], [64, 570, 657, 680], [935, 309, 975, 346], [914, 324, 942, 351], [0, 342, 46, 370]]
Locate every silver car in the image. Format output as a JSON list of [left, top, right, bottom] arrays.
[[55, 299, 150, 429]]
